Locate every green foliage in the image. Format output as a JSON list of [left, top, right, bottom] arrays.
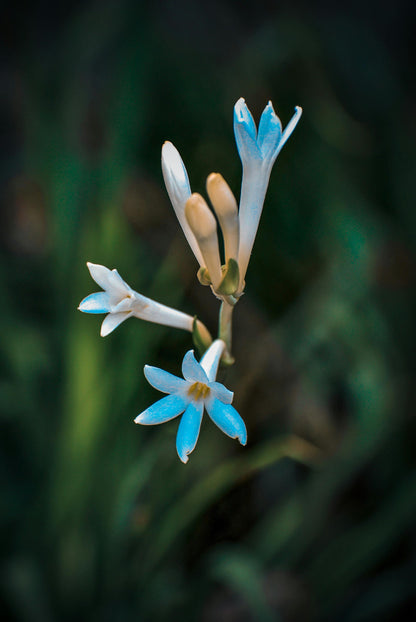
[[1, 2, 415, 621]]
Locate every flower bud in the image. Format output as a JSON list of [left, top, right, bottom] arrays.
[[185, 193, 222, 289], [206, 173, 239, 263]]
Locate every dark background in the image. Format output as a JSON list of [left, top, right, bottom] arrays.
[[1, 1, 416, 620]]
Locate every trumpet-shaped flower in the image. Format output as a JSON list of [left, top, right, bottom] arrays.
[[234, 98, 302, 292], [161, 141, 205, 267], [78, 262, 197, 337], [135, 339, 247, 463]]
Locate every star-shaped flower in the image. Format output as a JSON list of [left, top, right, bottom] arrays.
[[78, 262, 196, 337], [135, 339, 247, 463]]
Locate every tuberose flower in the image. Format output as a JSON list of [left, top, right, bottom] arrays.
[[78, 262, 198, 337], [135, 339, 247, 463], [161, 141, 205, 268], [234, 98, 302, 293]]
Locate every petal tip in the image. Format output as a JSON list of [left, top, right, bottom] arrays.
[[239, 433, 247, 446], [234, 98, 248, 120], [264, 100, 275, 113], [77, 303, 90, 313], [179, 452, 189, 464], [161, 140, 179, 162], [100, 323, 110, 337], [162, 140, 173, 154]]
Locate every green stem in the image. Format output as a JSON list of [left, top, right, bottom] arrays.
[[219, 301, 235, 365]]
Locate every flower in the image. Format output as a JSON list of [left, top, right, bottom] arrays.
[[161, 141, 205, 267], [234, 98, 302, 293], [135, 339, 247, 463], [78, 262, 197, 337]]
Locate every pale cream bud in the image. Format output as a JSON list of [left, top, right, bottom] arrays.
[[206, 173, 239, 262], [185, 193, 222, 289]]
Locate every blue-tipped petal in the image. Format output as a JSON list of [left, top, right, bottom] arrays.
[[144, 365, 187, 394], [135, 393, 189, 425], [100, 311, 131, 336], [208, 381, 233, 405], [176, 401, 204, 463], [78, 292, 110, 314], [277, 106, 303, 153], [182, 350, 209, 384], [234, 98, 258, 140], [257, 101, 283, 161], [233, 98, 261, 163], [206, 397, 247, 445]]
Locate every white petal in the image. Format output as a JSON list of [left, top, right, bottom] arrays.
[[100, 311, 131, 336], [112, 297, 134, 313], [108, 269, 131, 295], [208, 381, 233, 404], [181, 350, 209, 383], [161, 142, 205, 267], [162, 141, 191, 200], [200, 339, 226, 381], [86, 262, 129, 296], [135, 394, 188, 425], [176, 401, 204, 463], [87, 263, 114, 290], [205, 397, 247, 445], [78, 292, 111, 313], [144, 365, 187, 394]]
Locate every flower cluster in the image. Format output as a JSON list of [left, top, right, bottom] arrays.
[[79, 97, 301, 462], [162, 98, 302, 300]]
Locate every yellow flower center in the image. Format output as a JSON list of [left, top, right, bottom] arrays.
[[187, 382, 210, 401]]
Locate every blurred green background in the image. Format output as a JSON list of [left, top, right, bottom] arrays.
[[1, 1, 416, 620]]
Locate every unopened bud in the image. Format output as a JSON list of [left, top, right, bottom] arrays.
[[206, 173, 239, 262], [185, 193, 222, 289]]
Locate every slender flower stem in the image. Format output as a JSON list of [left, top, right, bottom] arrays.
[[219, 301, 235, 364]]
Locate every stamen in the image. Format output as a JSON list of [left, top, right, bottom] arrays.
[[187, 381, 211, 401]]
